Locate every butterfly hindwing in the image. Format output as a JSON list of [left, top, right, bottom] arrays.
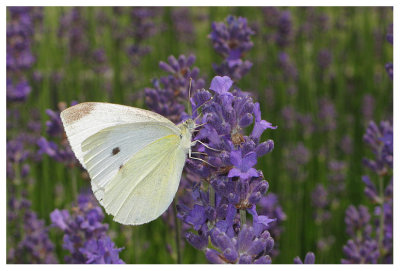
[[100, 134, 186, 225]]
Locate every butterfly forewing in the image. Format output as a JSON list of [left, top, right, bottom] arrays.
[[60, 102, 177, 168]]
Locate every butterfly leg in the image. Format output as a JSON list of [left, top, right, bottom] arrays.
[[188, 153, 216, 168], [191, 140, 221, 152], [191, 151, 207, 155]]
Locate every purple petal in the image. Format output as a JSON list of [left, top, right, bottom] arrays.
[[229, 150, 242, 168], [241, 151, 257, 171], [210, 76, 233, 94], [228, 168, 241, 178]]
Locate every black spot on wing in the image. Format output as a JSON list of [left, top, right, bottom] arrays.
[[112, 147, 120, 155], [119, 164, 123, 170]]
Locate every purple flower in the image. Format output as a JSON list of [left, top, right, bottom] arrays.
[[58, 8, 89, 58], [294, 252, 315, 264], [210, 15, 255, 81], [317, 97, 336, 132], [6, 79, 31, 102], [45, 109, 64, 137], [318, 49, 332, 69], [7, 197, 57, 264], [38, 102, 79, 166], [209, 75, 233, 94], [363, 121, 393, 174], [362, 94, 375, 122], [176, 76, 277, 263], [7, 7, 38, 104], [145, 54, 205, 124], [228, 150, 259, 179], [79, 236, 125, 264], [385, 24, 393, 80], [127, 7, 164, 65], [7, 7, 36, 72], [50, 193, 123, 263], [171, 7, 194, 43], [284, 143, 310, 181], [206, 225, 274, 264], [258, 193, 286, 256], [341, 239, 379, 264], [342, 120, 393, 263], [91, 48, 109, 74], [278, 52, 298, 81], [50, 192, 124, 264], [385, 63, 393, 80], [275, 11, 293, 48]]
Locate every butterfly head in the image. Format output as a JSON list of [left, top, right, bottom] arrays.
[[183, 118, 196, 134], [178, 118, 196, 151]]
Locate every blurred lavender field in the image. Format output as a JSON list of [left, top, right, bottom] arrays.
[[6, 7, 393, 264]]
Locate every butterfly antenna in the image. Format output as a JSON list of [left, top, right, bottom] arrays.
[[188, 77, 193, 116]]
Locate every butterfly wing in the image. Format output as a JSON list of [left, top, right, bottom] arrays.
[[60, 102, 178, 168], [84, 130, 186, 225], [61, 102, 186, 224], [80, 122, 179, 201]]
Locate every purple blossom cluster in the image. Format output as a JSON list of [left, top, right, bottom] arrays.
[[318, 49, 333, 70], [58, 8, 111, 75], [302, 8, 329, 39], [145, 54, 205, 124], [362, 121, 393, 174], [7, 134, 34, 180], [342, 120, 393, 264], [7, 7, 38, 102], [210, 15, 254, 81], [7, 196, 57, 264], [176, 76, 278, 263], [293, 252, 316, 264], [281, 106, 314, 137], [261, 9, 300, 95], [284, 143, 310, 182], [127, 7, 164, 65], [278, 52, 298, 81], [341, 205, 379, 263], [317, 97, 337, 132], [385, 24, 393, 80], [6, 8, 57, 264], [311, 160, 347, 251], [257, 193, 287, 257], [37, 102, 79, 167], [51, 192, 125, 264], [171, 7, 195, 43], [362, 94, 375, 122], [58, 8, 90, 59], [262, 8, 293, 48]]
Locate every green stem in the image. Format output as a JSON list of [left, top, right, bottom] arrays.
[[173, 199, 182, 264], [71, 170, 77, 199], [209, 185, 215, 208], [240, 209, 246, 226]]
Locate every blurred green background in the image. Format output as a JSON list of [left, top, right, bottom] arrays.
[[7, 6, 393, 263]]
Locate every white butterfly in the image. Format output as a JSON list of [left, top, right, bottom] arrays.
[[61, 102, 204, 225]]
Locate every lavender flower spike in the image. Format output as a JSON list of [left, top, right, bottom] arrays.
[[210, 15, 255, 81], [50, 192, 124, 264], [178, 75, 278, 264]]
